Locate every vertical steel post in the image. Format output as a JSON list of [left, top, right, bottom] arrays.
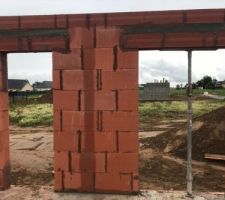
[[187, 51, 193, 197]]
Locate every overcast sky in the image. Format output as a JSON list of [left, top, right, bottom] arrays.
[[4, 1, 225, 86]]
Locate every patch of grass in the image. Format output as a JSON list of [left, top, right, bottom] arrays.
[[139, 100, 225, 121], [9, 103, 53, 127]]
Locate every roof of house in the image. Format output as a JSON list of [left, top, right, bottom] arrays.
[[8, 79, 30, 90], [33, 81, 52, 89]]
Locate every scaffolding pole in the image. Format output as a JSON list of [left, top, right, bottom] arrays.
[[187, 51, 193, 197]]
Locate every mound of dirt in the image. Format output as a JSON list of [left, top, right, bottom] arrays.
[[141, 106, 225, 161]]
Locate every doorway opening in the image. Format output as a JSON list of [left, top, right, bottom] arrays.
[[138, 50, 225, 192], [7, 53, 54, 186]]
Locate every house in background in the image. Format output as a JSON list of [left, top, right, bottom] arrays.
[[8, 79, 33, 91], [33, 81, 52, 91]]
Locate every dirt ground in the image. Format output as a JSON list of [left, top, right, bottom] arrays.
[[1, 109, 225, 199]]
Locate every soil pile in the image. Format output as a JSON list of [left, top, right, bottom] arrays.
[[141, 107, 225, 161]]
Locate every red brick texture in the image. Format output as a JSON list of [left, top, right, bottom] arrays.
[[53, 26, 139, 193], [0, 53, 10, 190]]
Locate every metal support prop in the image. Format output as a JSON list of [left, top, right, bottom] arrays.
[[187, 51, 193, 197]]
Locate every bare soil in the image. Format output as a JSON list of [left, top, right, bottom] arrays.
[[6, 108, 225, 198]]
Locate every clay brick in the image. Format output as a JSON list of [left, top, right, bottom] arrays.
[[96, 27, 120, 48], [63, 70, 96, 91], [0, 165, 10, 190], [107, 153, 138, 173], [64, 172, 94, 192], [217, 32, 225, 47], [0, 151, 9, 170], [53, 90, 79, 110], [164, 32, 204, 48], [54, 171, 63, 191], [90, 14, 105, 26], [0, 131, 9, 151], [186, 9, 225, 24], [81, 132, 117, 153], [53, 110, 61, 132], [70, 27, 94, 49], [53, 50, 82, 70], [103, 111, 138, 131], [102, 70, 138, 90], [56, 15, 67, 28], [108, 11, 183, 26], [0, 17, 19, 30], [71, 153, 105, 172], [81, 91, 116, 111], [83, 48, 114, 70], [20, 16, 55, 29], [0, 111, 9, 131], [54, 151, 69, 171], [118, 90, 138, 111], [118, 132, 139, 153], [62, 111, 97, 132], [95, 173, 132, 192], [53, 70, 61, 90], [54, 132, 79, 151], [0, 92, 8, 111], [32, 36, 66, 52], [133, 174, 139, 192], [122, 33, 163, 50], [68, 15, 86, 27], [118, 50, 138, 69], [0, 37, 18, 52]]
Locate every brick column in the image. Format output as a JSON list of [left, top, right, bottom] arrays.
[[53, 27, 139, 193], [0, 53, 10, 190]]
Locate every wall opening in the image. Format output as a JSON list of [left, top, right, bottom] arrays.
[[138, 50, 225, 192], [7, 53, 54, 186]]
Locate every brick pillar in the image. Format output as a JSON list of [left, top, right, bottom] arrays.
[[0, 53, 10, 190], [53, 27, 139, 193]]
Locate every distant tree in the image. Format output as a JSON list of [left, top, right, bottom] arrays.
[[196, 75, 215, 89], [176, 84, 180, 90]]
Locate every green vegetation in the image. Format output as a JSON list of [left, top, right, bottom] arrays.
[[10, 103, 53, 127], [139, 100, 225, 121], [170, 88, 225, 97]]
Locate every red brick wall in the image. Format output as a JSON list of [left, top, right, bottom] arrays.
[[53, 27, 139, 193], [0, 53, 10, 190]]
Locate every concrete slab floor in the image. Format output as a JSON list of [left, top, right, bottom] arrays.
[[0, 186, 224, 200]]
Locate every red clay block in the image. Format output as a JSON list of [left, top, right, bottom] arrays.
[[0, 17, 19, 30], [56, 15, 67, 28], [53, 50, 82, 70], [0, 165, 10, 190], [53, 90, 79, 110], [102, 70, 138, 90], [0, 151, 9, 170], [118, 90, 138, 111], [54, 171, 63, 191], [54, 132, 79, 151], [20, 16, 55, 29], [53, 110, 61, 132], [54, 151, 69, 171], [95, 173, 132, 192], [118, 50, 138, 69], [64, 172, 94, 192], [96, 27, 120, 48], [0, 131, 9, 151], [70, 27, 94, 49], [80, 132, 117, 153], [83, 48, 114, 69], [0, 37, 18, 52], [53, 70, 61, 90], [0, 92, 8, 111], [62, 111, 97, 132], [0, 111, 9, 131], [107, 153, 138, 173], [103, 111, 138, 132], [81, 91, 116, 111], [118, 132, 139, 153], [186, 9, 224, 24], [71, 153, 105, 172], [90, 14, 105, 26], [63, 70, 96, 91], [68, 15, 86, 27]]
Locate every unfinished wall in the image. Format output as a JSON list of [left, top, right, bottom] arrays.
[[52, 27, 139, 193], [0, 53, 10, 190]]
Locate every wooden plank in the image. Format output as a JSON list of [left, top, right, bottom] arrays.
[[204, 153, 225, 161]]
